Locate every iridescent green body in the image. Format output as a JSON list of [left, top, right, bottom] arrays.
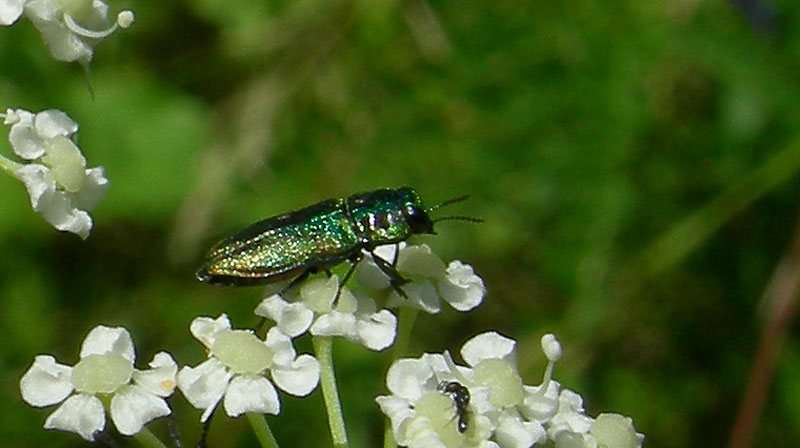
[[197, 187, 435, 286]]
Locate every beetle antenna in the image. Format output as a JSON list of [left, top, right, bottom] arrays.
[[432, 215, 483, 224], [427, 195, 470, 212]]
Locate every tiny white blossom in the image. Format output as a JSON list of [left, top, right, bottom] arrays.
[[177, 314, 320, 422], [590, 413, 645, 448], [377, 332, 644, 448], [1, 0, 135, 63], [19, 326, 177, 441], [0, 0, 24, 25], [356, 243, 486, 313], [1, 108, 108, 239], [255, 275, 398, 351]]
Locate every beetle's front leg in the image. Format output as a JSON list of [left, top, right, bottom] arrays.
[[370, 249, 410, 298]]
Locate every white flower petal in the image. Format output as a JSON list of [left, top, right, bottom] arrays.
[[263, 326, 295, 366], [276, 302, 314, 337], [223, 375, 280, 417], [132, 352, 177, 397], [355, 309, 397, 351], [80, 325, 135, 362], [177, 358, 232, 422], [548, 390, 594, 439], [25, 0, 94, 63], [396, 244, 446, 278], [398, 415, 445, 448], [460, 331, 516, 367], [438, 261, 485, 311], [20, 355, 73, 407], [385, 358, 434, 400], [522, 381, 560, 422], [72, 166, 108, 211], [375, 395, 413, 431], [0, 0, 25, 25], [271, 354, 319, 396], [36, 189, 93, 239], [15, 164, 54, 208], [110, 384, 170, 435], [495, 414, 545, 448], [554, 432, 598, 448], [309, 311, 357, 338], [8, 118, 45, 159], [390, 280, 441, 313], [254, 294, 286, 321], [590, 413, 644, 448], [44, 393, 105, 441], [33, 109, 78, 138], [190, 314, 231, 349], [15, 162, 103, 239]]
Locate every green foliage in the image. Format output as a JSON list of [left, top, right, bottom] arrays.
[[2, 0, 800, 446]]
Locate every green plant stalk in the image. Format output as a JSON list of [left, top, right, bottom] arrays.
[[312, 336, 348, 448], [133, 427, 169, 448], [247, 413, 281, 448], [0, 154, 22, 177], [383, 419, 396, 448], [381, 306, 419, 448], [391, 307, 418, 359], [636, 137, 800, 278]]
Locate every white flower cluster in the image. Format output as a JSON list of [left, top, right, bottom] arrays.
[[376, 332, 644, 448], [0, 0, 134, 63], [20, 317, 321, 442], [176, 314, 320, 422], [20, 326, 177, 441], [1, 108, 108, 239], [18, 244, 485, 442], [255, 243, 486, 351]]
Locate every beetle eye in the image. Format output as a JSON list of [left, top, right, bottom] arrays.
[[374, 211, 394, 229], [405, 206, 433, 233]]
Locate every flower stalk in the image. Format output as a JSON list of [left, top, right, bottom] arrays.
[[247, 413, 281, 448], [312, 336, 349, 448], [133, 428, 169, 448]]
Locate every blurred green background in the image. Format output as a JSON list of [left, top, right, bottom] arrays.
[[2, 0, 800, 446]]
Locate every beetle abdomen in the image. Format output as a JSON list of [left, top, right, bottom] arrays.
[[198, 199, 360, 285]]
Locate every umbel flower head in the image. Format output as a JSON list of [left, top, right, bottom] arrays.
[[255, 243, 486, 351], [1, 108, 108, 239], [376, 332, 645, 448], [177, 314, 320, 422], [0, 0, 134, 63], [356, 243, 486, 313], [256, 275, 399, 351], [19, 325, 177, 441]]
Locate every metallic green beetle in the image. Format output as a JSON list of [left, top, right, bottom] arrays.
[[196, 187, 476, 291]]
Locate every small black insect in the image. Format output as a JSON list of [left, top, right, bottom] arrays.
[[197, 187, 479, 297], [437, 380, 471, 433]]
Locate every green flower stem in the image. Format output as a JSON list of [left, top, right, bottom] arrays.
[[381, 306, 419, 448], [0, 154, 22, 177], [391, 307, 419, 359], [247, 413, 281, 448], [312, 336, 349, 448], [133, 427, 169, 448], [383, 419, 397, 448]]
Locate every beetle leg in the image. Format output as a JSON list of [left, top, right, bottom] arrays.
[[391, 243, 400, 268], [277, 268, 315, 297], [333, 252, 364, 306], [370, 250, 410, 299]]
